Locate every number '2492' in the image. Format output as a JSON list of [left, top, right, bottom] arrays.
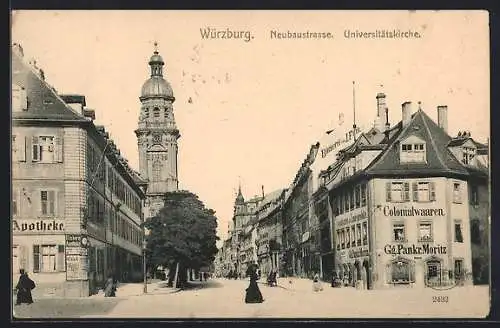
[[432, 296, 449, 303]]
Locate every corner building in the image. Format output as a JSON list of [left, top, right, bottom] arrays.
[[12, 44, 145, 297], [320, 95, 488, 289]]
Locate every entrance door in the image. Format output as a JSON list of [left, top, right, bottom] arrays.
[[426, 260, 441, 287]]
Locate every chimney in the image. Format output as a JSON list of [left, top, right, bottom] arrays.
[[376, 93, 387, 131], [12, 43, 24, 57], [402, 101, 412, 127], [437, 105, 448, 134], [262, 185, 265, 199]]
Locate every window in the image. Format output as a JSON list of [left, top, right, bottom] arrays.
[[454, 259, 464, 281], [33, 245, 61, 273], [144, 108, 150, 118], [152, 159, 162, 181], [418, 222, 433, 242], [462, 147, 475, 165], [351, 225, 356, 247], [12, 84, 28, 112], [12, 189, 18, 216], [355, 186, 361, 208], [341, 229, 345, 249], [361, 184, 367, 207], [401, 142, 426, 163], [12, 135, 27, 162], [470, 185, 479, 206], [454, 221, 464, 243], [40, 190, 56, 215], [32, 136, 62, 163], [471, 219, 481, 245], [356, 223, 362, 246], [393, 223, 405, 242], [453, 182, 462, 203], [350, 187, 355, 209], [412, 182, 436, 202], [336, 231, 340, 250], [362, 222, 368, 245], [153, 107, 160, 118], [386, 182, 410, 202], [346, 227, 350, 248]]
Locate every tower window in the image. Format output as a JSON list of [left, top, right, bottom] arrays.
[[153, 107, 160, 118], [144, 108, 149, 119], [152, 160, 162, 180]]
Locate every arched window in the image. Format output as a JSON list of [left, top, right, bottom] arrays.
[[152, 159, 162, 180], [388, 257, 415, 284], [144, 108, 149, 119], [153, 107, 160, 118]]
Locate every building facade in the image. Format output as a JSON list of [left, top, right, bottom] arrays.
[[135, 44, 180, 220], [319, 95, 489, 289], [12, 43, 146, 297], [255, 189, 285, 277]]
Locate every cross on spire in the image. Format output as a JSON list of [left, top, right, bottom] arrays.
[[153, 41, 159, 54]]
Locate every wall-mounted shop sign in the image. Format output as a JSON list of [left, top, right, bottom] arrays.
[[65, 234, 89, 281], [383, 206, 445, 217], [384, 243, 447, 255], [13, 219, 64, 233], [349, 247, 370, 258], [337, 210, 367, 226]]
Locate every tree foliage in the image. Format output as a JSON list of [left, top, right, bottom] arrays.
[[143, 190, 219, 283]]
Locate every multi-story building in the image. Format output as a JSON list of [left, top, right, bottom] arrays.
[[319, 94, 489, 289], [255, 189, 286, 277], [12, 43, 146, 297]]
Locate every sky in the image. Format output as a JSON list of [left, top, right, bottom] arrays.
[[11, 10, 490, 245]]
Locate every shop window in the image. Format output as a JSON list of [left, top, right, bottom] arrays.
[[362, 222, 368, 245], [470, 219, 481, 245], [454, 220, 464, 243], [393, 223, 405, 242], [401, 142, 426, 163], [386, 182, 410, 202], [418, 222, 433, 242], [390, 258, 414, 284], [40, 190, 56, 216], [426, 260, 442, 286], [453, 182, 462, 203]]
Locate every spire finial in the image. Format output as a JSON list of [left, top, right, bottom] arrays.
[[418, 101, 422, 110], [153, 41, 159, 54]]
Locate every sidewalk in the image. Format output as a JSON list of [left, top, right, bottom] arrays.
[[89, 280, 181, 299]]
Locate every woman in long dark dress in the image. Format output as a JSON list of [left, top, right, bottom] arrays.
[[15, 269, 35, 305], [245, 264, 264, 303]]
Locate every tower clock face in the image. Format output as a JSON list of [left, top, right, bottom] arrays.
[[152, 134, 162, 144]]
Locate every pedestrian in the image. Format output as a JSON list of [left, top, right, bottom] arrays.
[[312, 273, 323, 292], [245, 263, 264, 303], [15, 269, 35, 305], [104, 273, 118, 297]]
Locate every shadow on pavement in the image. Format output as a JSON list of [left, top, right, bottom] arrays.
[[13, 298, 121, 319], [181, 280, 224, 291]]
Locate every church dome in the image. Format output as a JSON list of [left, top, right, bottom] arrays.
[[140, 43, 174, 99], [141, 77, 174, 98]]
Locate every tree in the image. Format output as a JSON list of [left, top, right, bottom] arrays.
[[143, 190, 219, 288]]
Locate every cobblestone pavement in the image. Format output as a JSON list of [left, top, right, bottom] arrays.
[[80, 278, 490, 319]]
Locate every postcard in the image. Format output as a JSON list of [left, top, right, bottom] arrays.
[[11, 10, 490, 319]]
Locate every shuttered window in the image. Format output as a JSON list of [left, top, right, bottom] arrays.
[[40, 190, 56, 215]]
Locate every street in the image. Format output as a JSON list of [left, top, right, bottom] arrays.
[[14, 278, 489, 319]]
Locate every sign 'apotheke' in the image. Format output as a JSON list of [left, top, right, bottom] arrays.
[[13, 219, 64, 233]]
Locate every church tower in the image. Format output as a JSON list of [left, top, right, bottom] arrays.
[[135, 43, 180, 218]]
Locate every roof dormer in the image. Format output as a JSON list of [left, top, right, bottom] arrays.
[[399, 134, 427, 164], [448, 131, 477, 167]]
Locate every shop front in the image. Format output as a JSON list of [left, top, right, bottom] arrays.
[[336, 246, 371, 289]]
